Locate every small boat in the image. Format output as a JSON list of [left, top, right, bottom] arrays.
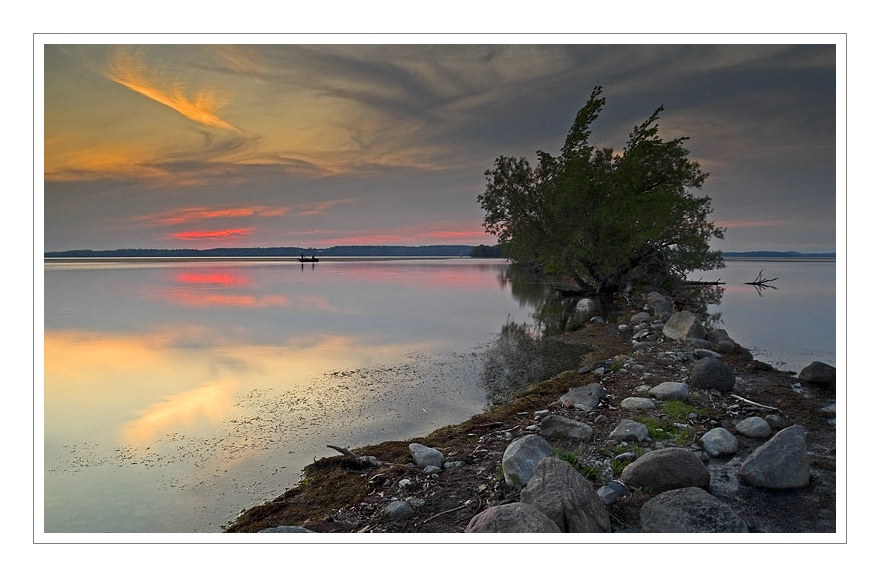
[[299, 255, 319, 263]]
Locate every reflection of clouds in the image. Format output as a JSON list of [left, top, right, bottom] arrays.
[[295, 295, 338, 312], [165, 289, 289, 308], [122, 379, 238, 447]]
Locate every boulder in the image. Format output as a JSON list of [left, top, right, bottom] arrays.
[[382, 500, 415, 520], [465, 502, 560, 533], [739, 425, 810, 489], [559, 382, 606, 411], [620, 397, 655, 410], [644, 292, 674, 316], [609, 419, 649, 442], [408, 443, 444, 469], [620, 447, 710, 493], [662, 311, 707, 341], [501, 435, 553, 490], [735, 416, 772, 439], [640, 487, 748, 532], [631, 311, 652, 325], [798, 361, 836, 385], [520, 457, 611, 533], [648, 382, 689, 401], [540, 415, 593, 441], [700, 427, 739, 457], [689, 357, 736, 392], [705, 328, 734, 344]]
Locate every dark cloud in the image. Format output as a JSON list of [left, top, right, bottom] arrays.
[[42, 42, 839, 253]]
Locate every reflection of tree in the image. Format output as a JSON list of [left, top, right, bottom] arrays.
[[480, 321, 594, 406], [482, 264, 729, 404]]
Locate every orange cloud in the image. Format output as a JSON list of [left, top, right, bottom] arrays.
[[171, 228, 253, 241], [105, 47, 239, 132], [143, 206, 289, 226]]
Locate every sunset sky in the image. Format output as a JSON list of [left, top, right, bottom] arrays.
[[40, 38, 841, 253]]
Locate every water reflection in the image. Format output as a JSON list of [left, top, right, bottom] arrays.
[[43, 258, 536, 533]]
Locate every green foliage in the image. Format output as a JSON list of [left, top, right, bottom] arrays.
[[478, 86, 725, 295], [553, 449, 601, 482], [662, 399, 704, 421], [469, 244, 505, 258], [634, 416, 692, 446]]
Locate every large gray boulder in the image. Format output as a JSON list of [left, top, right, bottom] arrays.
[[689, 357, 736, 392], [648, 381, 689, 401], [501, 435, 553, 490], [609, 419, 649, 442], [408, 443, 444, 469], [520, 457, 611, 533], [559, 382, 606, 411], [620, 447, 710, 493], [739, 425, 810, 489], [620, 397, 655, 410], [644, 292, 674, 316], [540, 414, 593, 441], [700, 427, 739, 457], [465, 502, 560, 533], [735, 416, 772, 439], [640, 487, 748, 532], [662, 311, 707, 341], [798, 361, 836, 385]]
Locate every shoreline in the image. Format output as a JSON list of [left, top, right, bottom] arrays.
[[225, 293, 838, 535]]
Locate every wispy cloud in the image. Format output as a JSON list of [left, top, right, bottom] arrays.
[[170, 228, 253, 241], [142, 206, 288, 226], [105, 47, 240, 132], [292, 199, 359, 216]]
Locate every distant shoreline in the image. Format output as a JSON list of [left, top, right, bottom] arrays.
[[42, 246, 835, 260]]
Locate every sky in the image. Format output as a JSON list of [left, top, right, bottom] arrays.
[[40, 38, 841, 253]]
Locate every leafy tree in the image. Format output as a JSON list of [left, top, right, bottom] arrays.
[[478, 86, 725, 295]]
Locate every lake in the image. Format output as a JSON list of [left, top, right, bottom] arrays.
[[694, 258, 837, 372], [40, 256, 836, 534], [42, 258, 545, 534]]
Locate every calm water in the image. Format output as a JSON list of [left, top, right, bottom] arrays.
[[696, 258, 837, 372], [41, 256, 836, 535], [42, 258, 542, 534]]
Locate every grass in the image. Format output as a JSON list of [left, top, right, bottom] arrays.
[[661, 399, 705, 421], [553, 449, 602, 483], [633, 415, 692, 447]]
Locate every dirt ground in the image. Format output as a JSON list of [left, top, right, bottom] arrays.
[[224, 313, 837, 535]]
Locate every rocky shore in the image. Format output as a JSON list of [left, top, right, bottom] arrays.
[[225, 290, 837, 536]]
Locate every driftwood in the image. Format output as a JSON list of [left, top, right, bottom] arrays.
[[745, 269, 779, 286], [326, 445, 431, 475], [730, 394, 780, 412], [744, 269, 778, 296]]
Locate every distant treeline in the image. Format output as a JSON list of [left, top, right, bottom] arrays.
[[44, 245, 498, 258], [44, 246, 833, 260]]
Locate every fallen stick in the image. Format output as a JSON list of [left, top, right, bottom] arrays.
[[421, 500, 477, 525], [730, 394, 780, 412], [326, 445, 430, 475]]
